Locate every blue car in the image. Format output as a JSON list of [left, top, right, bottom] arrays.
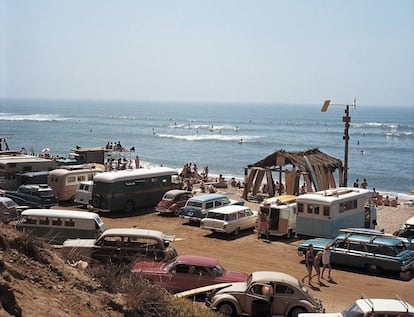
[[297, 228, 414, 281], [180, 193, 244, 223], [5, 184, 58, 209]]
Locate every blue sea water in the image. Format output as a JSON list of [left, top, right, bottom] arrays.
[[0, 99, 413, 195]]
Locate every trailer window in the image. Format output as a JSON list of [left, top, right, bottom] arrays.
[[297, 203, 304, 213], [323, 206, 330, 216]]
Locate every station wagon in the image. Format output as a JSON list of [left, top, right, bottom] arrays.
[[61, 228, 178, 263], [180, 193, 244, 223], [200, 205, 257, 236], [297, 228, 414, 280]]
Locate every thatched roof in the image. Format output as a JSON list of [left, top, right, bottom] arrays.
[[249, 148, 342, 172]]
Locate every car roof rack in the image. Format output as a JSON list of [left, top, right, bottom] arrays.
[[396, 295, 410, 312], [360, 293, 374, 312]]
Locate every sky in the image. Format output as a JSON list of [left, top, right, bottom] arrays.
[[0, 0, 413, 106]]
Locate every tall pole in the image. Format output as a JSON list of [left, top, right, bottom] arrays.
[[342, 105, 350, 187]]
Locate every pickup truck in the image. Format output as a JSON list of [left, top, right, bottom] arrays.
[[4, 184, 58, 209]]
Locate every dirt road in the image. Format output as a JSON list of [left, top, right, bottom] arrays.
[[96, 202, 414, 312]]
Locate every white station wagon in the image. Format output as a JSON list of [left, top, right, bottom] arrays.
[[200, 205, 257, 236]]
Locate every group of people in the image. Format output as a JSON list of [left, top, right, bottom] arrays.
[[353, 178, 368, 189], [302, 244, 333, 287]]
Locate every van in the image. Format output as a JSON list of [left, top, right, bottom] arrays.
[[200, 205, 257, 236], [259, 195, 297, 239], [74, 181, 93, 206], [180, 193, 244, 223], [16, 209, 106, 244]]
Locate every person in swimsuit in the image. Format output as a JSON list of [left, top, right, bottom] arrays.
[[302, 244, 315, 285]]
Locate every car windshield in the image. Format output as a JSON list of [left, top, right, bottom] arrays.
[[187, 201, 203, 208], [342, 302, 364, 317], [4, 200, 18, 208], [163, 193, 175, 201], [210, 264, 225, 276]]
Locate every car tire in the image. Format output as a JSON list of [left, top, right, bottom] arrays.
[[366, 263, 381, 274], [289, 307, 306, 317], [400, 271, 411, 281], [217, 302, 236, 317], [233, 227, 240, 236], [124, 200, 134, 213], [173, 208, 181, 217], [92, 195, 101, 208]]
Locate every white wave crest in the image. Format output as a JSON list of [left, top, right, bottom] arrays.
[[0, 113, 68, 122], [156, 133, 255, 142]]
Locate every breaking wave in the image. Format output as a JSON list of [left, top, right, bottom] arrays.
[[156, 133, 256, 142], [0, 113, 68, 122]]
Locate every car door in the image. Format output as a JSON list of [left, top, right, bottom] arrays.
[[242, 283, 273, 316], [186, 265, 214, 289], [271, 282, 298, 315], [92, 235, 122, 262]]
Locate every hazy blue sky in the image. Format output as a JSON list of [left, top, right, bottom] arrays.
[[1, 0, 413, 106]]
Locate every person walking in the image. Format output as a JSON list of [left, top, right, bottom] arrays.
[[313, 251, 323, 285], [321, 244, 333, 282], [302, 244, 315, 286]]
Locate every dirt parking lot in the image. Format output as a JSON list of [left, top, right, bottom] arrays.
[[92, 197, 414, 313]]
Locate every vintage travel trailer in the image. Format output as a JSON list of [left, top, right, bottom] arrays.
[[0, 153, 56, 190], [48, 165, 104, 201], [296, 187, 376, 238], [259, 195, 298, 238]]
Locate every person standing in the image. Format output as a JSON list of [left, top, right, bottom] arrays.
[[361, 178, 368, 189], [353, 178, 359, 188], [321, 245, 333, 282], [313, 251, 323, 285], [257, 209, 270, 240]]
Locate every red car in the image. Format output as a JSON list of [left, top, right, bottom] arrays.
[[155, 190, 193, 216], [131, 255, 248, 293]]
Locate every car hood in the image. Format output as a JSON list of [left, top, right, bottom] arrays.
[[131, 261, 165, 273], [299, 238, 332, 249], [215, 281, 247, 294], [63, 239, 96, 247]]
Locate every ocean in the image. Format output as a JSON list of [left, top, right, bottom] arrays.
[[0, 98, 413, 196]]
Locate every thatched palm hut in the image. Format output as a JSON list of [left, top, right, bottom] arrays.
[[243, 148, 343, 199]]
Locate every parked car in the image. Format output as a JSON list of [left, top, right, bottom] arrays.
[[205, 271, 324, 317], [155, 189, 193, 216], [394, 216, 414, 240], [200, 205, 257, 236], [297, 228, 414, 280], [298, 297, 414, 317], [180, 193, 244, 223], [61, 228, 178, 263], [16, 209, 106, 244], [0, 196, 28, 223], [4, 184, 58, 209], [131, 254, 248, 293]]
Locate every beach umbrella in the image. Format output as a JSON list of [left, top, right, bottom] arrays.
[[42, 147, 51, 153]]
